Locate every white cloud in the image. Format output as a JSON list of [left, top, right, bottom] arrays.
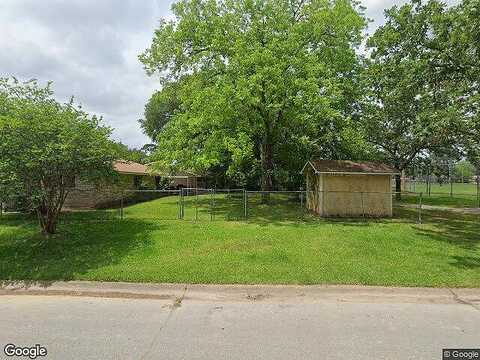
[[0, 0, 172, 148], [0, 0, 461, 147]]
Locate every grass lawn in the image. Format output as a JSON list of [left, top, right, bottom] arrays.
[[398, 192, 480, 209], [400, 182, 480, 208], [0, 194, 479, 287], [406, 182, 478, 195]]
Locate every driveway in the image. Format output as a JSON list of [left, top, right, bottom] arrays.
[[0, 283, 479, 360]]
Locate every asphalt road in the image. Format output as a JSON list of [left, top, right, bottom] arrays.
[[1, 288, 479, 360]]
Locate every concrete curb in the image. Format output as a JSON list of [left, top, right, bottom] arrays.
[[1, 281, 480, 307]]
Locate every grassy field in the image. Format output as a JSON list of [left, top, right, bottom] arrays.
[[399, 182, 479, 208], [0, 194, 479, 287], [405, 182, 479, 195], [398, 192, 479, 208]]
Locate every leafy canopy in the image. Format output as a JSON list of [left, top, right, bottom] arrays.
[[0, 78, 117, 234], [361, 0, 476, 180], [140, 0, 368, 189]]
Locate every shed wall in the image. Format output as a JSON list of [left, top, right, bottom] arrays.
[[307, 172, 393, 217], [323, 174, 392, 217]]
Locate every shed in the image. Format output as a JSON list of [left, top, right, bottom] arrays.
[[302, 160, 400, 217]]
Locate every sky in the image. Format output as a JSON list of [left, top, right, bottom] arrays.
[[0, 0, 458, 148]]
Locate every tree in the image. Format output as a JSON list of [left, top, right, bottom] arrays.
[[0, 78, 117, 235], [140, 0, 367, 191], [112, 142, 150, 164], [454, 160, 475, 183], [362, 0, 469, 196], [140, 81, 182, 142], [448, 0, 480, 174]]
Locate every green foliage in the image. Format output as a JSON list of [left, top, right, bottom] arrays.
[[112, 142, 150, 164], [140, 0, 369, 189], [140, 82, 182, 142], [362, 0, 479, 177], [0, 78, 117, 234], [454, 160, 476, 182], [363, 1, 457, 170]]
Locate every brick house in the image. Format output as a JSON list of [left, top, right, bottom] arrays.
[[63, 160, 204, 209]]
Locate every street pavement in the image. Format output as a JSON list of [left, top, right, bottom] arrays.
[[0, 283, 479, 360]]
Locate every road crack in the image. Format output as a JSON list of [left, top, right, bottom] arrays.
[[140, 285, 188, 360], [448, 288, 480, 313]]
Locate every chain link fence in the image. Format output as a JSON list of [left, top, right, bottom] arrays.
[[2, 188, 478, 224]]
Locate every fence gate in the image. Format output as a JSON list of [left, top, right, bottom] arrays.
[[211, 189, 246, 221], [180, 188, 213, 221]]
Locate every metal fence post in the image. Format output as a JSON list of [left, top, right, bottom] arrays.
[[178, 190, 182, 219], [182, 188, 185, 220], [418, 192, 423, 224], [195, 188, 199, 221], [427, 172, 431, 196], [120, 192, 124, 220], [210, 189, 214, 221], [361, 192, 365, 218], [449, 161, 453, 197], [477, 176, 480, 209], [300, 191, 304, 216], [244, 189, 248, 220]]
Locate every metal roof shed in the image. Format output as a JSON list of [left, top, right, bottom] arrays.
[[302, 160, 400, 217]]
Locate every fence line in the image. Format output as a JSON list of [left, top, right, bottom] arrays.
[[3, 188, 479, 223]]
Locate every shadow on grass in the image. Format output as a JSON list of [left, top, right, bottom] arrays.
[[398, 194, 479, 208], [0, 215, 160, 284], [449, 255, 480, 270], [410, 209, 480, 252]]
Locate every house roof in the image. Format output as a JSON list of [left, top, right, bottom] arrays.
[[113, 160, 201, 177], [302, 160, 400, 175], [114, 160, 150, 175]]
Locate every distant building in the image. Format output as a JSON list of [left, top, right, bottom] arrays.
[[302, 160, 399, 217], [63, 160, 205, 209]]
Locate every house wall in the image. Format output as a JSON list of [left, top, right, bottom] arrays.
[[63, 174, 156, 209], [306, 171, 393, 217], [168, 176, 206, 189]]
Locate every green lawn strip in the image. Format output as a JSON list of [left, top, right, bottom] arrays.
[[0, 195, 479, 287], [398, 193, 479, 208], [406, 182, 479, 195]]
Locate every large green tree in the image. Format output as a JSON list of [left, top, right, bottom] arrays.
[[362, 0, 480, 195], [140, 0, 368, 190], [140, 81, 182, 143], [0, 78, 117, 235], [361, 0, 474, 195], [448, 0, 480, 173]]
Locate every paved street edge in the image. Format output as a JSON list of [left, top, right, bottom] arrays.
[[1, 280, 480, 307]]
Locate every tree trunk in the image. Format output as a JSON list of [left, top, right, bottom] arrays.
[[395, 174, 402, 201], [42, 217, 58, 235], [37, 205, 58, 236], [260, 140, 274, 203], [36, 194, 65, 236]]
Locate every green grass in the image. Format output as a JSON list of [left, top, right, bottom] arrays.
[[400, 182, 479, 208], [405, 182, 479, 195], [398, 192, 480, 208], [0, 194, 479, 287]]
